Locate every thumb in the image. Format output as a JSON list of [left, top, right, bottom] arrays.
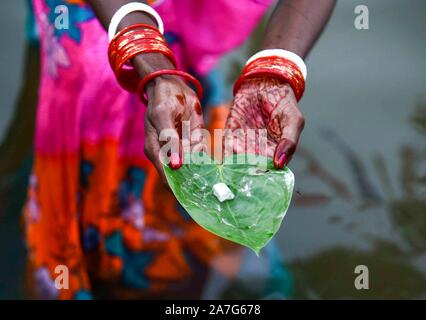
[[273, 112, 304, 169], [273, 138, 297, 170]]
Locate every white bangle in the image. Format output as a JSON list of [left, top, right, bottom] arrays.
[[108, 2, 165, 42], [246, 49, 307, 81]]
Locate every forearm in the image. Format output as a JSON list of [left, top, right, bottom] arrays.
[[262, 0, 336, 58], [87, 0, 155, 29], [86, 0, 174, 90]]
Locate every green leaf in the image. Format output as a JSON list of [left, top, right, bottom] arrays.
[[163, 153, 295, 254]]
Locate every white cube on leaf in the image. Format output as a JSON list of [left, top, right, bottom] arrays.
[[213, 183, 235, 202]]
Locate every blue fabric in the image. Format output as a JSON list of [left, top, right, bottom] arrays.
[[198, 67, 231, 108]]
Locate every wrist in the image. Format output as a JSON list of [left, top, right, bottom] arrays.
[[247, 49, 307, 81], [132, 53, 175, 79], [139, 70, 203, 105], [235, 55, 305, 101], [145, 74, 185, 102], [133, 52, 177, 100], [108, 23, 175, 93]]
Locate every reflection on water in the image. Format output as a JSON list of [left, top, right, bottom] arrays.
[[291, 240, 426, 299], [288, 103, 426, 299], [1, 0, 426, 299]]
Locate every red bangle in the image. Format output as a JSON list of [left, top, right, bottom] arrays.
[[108, 23, 177, 92], [113, 38, 176, 69], [234, 56, 305, 101], [137, 70, 203, 105], [110, 36, 172, 69], [109, 29, 165, 57], [234, 69, 305, 101], [110, 23, 162, 45], [113, 40, 177, 92], [108, 24, 164, 66], [109, 34, 166, 64]]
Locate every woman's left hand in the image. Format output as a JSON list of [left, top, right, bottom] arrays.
[[225, 78, 305, 169]]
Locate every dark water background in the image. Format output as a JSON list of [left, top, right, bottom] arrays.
[[1, 0, 425, 299]]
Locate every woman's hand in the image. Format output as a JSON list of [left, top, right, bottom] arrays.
[[143, 75, 206, 182], [225, 78, 305, 169]]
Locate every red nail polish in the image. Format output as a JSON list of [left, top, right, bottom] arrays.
[[274, 152, 287, 169], [169, 153, 182, 170]]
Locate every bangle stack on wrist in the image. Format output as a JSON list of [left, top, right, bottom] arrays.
[[235, 49, 307, 101], [107, 3, 202, 105], [108, 23, 176, 92]]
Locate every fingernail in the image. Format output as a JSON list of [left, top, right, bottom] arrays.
[[169, 153, 182, 170], [274, 152, 288, 169]]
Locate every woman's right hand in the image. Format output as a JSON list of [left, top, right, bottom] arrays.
[[225, 78, 305, 169], [143, 75, 206, 183]]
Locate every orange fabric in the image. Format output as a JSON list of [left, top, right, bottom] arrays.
[[24, 154, 91, 298], [208, 105, 230, 161], [24, 138, 237, 299]]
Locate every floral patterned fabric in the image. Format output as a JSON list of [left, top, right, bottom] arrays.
[[24, 0, 272, 299]]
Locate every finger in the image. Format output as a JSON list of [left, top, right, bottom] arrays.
[[273, 138, 297, 169], [222, 93, 257, 159], [189, 101, 208, 154], [188, 100, 204, 130], [148, 103, 183, 170], [273, 110, 305, 169], [144, 116, 168, 183]]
